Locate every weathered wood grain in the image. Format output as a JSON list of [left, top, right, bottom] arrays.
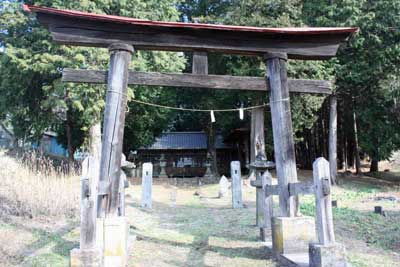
[[265, 52, 299, 217], [141, 162, 153, 209], [36, 13, 351, 59], [62, 69, 332, 94], [98, 43, 133, 217], [231, 161, 243, 209], [313, 157, 335, 245], [264, 184, 280, 196], [192, 51, 208, 75], [288, 182, 315, 196], [329, 95, 338, 184]]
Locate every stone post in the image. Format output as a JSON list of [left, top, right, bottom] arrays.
[[231, 161, 243, 209], [141, 162, 153, 209], [309, 157, 347, 267], [159, 153, 167, 178]]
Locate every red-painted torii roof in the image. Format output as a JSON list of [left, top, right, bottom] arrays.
[[23, 4, 358, 59]]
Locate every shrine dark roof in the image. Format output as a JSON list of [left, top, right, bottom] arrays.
[[23, 5, 358, 59], [139, 132, 231, 150]]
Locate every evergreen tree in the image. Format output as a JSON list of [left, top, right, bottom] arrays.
[[0, 0, 186, 160]]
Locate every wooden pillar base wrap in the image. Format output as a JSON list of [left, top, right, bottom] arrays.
[[264, 52, 299, 217], [98, 43, 133, 217]]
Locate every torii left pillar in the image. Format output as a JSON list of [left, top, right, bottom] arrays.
[[73, 43, 133, 267]]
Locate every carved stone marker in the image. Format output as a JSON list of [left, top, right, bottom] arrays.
[[141, 162, 153, 209], [231, 161, 243, 209], [309, 157, 347, 267], [218, 175, 230, 198]]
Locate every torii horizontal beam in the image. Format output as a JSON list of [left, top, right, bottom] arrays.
[[62, 69, 332, 94], [24, 5, 357, 60]]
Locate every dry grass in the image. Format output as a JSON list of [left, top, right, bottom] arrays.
[[0, 152, 399, 267], [0, 150, 79, 219]]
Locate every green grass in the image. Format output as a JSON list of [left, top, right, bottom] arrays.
[[367, 171, 400, 182], [1, 176, 400, 267]]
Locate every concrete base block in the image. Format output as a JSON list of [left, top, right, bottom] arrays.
[[272, 216, 316, 255], [309, 243, 347, 267], [97, 217, 128, 267], [70, 247, 103, 267]]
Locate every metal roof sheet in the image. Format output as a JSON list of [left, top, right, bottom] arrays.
[[140, 132, 231, 150]]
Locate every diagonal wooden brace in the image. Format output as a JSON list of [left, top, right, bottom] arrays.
[[250, 179, 262, 188], [288, 182, 315, 196]]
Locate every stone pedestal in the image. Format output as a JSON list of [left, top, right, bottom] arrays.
[[205, 162, 212, 177], [159, 154, 167, 178], [70, 247, 103, 267], [96, 217, 128, 267], [309, 242, 347, 267], [272, 216, 316, 255]]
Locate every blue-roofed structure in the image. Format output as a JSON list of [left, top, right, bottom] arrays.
[[142, 132, 231, 150], [137, 132, 235, 177]]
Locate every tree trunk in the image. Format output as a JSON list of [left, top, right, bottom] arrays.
[[205, 123, 218, 179], [353, 109, 361, 174], [65, 109, 75, 164], [370, 158, 378, 172]]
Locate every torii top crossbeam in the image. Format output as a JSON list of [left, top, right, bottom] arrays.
[[23, 5, 356, 59]]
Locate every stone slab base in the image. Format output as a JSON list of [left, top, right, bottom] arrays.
[[309, 243, 347, 267], [272, 216, 316, 255], [97, 217, 128, 267], [70, 247, 103, 267]]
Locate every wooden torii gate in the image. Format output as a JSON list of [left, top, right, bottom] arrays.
[[24, 5, 357, 267]]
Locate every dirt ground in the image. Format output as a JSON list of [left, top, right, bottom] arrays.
[[1, 170, 399, 267]]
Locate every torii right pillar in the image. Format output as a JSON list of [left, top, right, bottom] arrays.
[[264, 53, 316, 255]]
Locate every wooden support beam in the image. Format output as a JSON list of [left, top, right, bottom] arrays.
[[329, 95, 338, 184], [62, 69, 332, 94], [98, 43, 133, 217], [265, 184, 280, 196], [250, 179, 262, 188], [288, 182, 315, 196], [192, 51, 208, 75], [264, 52, 299, 217]]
